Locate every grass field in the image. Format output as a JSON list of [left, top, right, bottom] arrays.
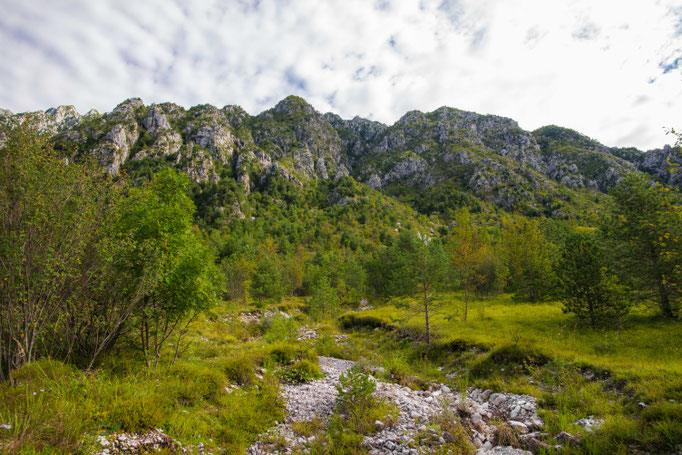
[[357, 293, 682, 375], [342, 292, 682, 454], [0, 294, 680, 454]]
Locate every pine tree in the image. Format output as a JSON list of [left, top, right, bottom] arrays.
[[447, 209, 488, 322], [559, 231, 628, 328], [377, 230, 448, 345], [603, 174, 681, 318]]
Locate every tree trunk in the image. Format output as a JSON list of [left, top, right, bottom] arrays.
[[652, 252, 674, 318], [658, 280, 673, 318], [424, 284, 430, 346], [463, 280, 469, 323]]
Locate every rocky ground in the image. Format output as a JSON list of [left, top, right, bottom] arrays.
[[89, 351, 603, 454], [90, 312, 601, 455], [247, 357, 544, 455]]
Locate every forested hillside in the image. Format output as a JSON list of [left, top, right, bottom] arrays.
[[0, 99, 680, 455]]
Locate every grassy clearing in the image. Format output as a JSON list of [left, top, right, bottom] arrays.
[[0, 298, 328, 454], [0, 293, 680, 454], [341, 292, 682, 454], [357, 293, 682, 376]]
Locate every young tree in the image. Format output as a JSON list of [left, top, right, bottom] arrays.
[[223, 255, 255, 303], [471, 248, 507, 299], [501, 215, 558, 301], [603, 174, 681, 318], [447, 209, 488, 322], [110, 170, 221, 366], [251, 257, 285, 305], [307, 276, 340, 322], [377, 230, 448, 345], [558, 231, 629, 328]]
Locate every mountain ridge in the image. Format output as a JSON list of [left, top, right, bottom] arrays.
[[1, 95, 679, 218]]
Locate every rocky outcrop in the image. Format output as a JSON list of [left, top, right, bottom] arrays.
[[88, 99, 142, 174], [1, 95, 676, 215], [635, 145, 682, 187], [141, 105, 171, 134], [95, 122, 139, 175], [323, 113, 388, 165], [251, 96, 348, 180]]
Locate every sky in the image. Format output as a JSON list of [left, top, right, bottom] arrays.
[[0, 0, 681, 150]]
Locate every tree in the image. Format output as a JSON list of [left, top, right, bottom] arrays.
[[307, 276, 340, 322], [558, 231, 629, 328], [375, 230, 448, 345], [251, 257, 285, 305], [603, 174, 681, 318], [110, 170, 221, 366], [470, 248, 507, 299], [447, 209, 488, 322], [0, 121, 121, 377], [501, 215, 558, 301], [223, 255, 255, 303]]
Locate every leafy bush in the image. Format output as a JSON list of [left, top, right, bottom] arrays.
[[222, 355, 257, 386], [338, 313, 397, 331], [280, 359, 322, 384], [261, 314, 298, 343], [267, 343, 317, 366], [336, 367, 377, 412], [333, 367, 399, 435]]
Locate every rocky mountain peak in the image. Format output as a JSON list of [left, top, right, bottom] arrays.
[[222, 105, 251, 129], [1, 95, 678, 216], [271, 95, 317, 117], [108, 98, 145, 122], [45, 105, 80, 125], [533, 125, 602, 151]]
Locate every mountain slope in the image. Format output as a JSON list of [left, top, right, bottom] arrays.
[[1, 96, 678, 219]]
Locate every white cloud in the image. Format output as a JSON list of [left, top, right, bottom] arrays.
[[0, 0, 680, 149]]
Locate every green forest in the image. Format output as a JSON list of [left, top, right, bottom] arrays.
[[0, 108, 681, 455]]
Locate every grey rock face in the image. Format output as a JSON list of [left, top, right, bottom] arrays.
[[323, 113, 388, 166], [45, 105, 81, 131], [638, 145, 682, 187], [222, 105, 251, 129], [252, 96, 347, 180], [191, 125, 234, 162], [111, 98, 144, 118], [181, 145, 218, 183], [367, 174, 382, 189], [95, 121, 139, 174], [141, 105, 171, 135], [12, 105, 82, 136], [1, 95, 676, 215], [383, 156, 428, 184]]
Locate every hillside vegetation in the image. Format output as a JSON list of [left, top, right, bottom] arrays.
[[0, 100, 680, 455]]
